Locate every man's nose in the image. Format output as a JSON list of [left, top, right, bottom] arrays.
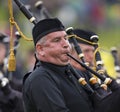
[[62, 39, 70, 48]]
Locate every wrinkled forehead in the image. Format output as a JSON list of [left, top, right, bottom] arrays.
[[78, 43, 94, 50]]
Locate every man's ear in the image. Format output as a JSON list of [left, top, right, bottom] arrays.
[[36, 44, 45, 56]]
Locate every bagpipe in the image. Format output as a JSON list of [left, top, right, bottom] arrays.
[[0, 31, 24, 93], [66, 27, 111, 94], [3, 31, 21, 79], [0, 32, 24, 111], [0, 70, 24, 112], [13, 0, 120, 112], [66, 27, 120, 112], [0, 31, 21, 77]]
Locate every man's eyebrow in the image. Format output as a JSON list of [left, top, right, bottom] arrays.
[[53, 34, 67, 39]]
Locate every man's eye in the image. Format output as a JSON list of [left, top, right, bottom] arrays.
[[64, 37, 68, 40], [83, 50, 94, 53], [53, 38, 60, 42], [65, 36, 68, 40]]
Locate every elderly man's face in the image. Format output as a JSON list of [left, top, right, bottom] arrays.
[[79, 43, 94, 67], [70, 43, 94, 70], [36, 31, 71, 66]]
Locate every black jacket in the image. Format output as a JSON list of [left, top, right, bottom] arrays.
[[0, 85, 24, 112], [23, 61, 94, 112]]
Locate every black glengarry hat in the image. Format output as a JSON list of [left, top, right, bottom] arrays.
[[32, 18, 65, 45], [73, 29, 99, 45]]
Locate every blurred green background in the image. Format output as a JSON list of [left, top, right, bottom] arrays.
[[0, 0, 120, 54]]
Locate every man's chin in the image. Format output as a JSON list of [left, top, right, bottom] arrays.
[[62, 59, 70, 65], [56, 59, 69, 66]]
